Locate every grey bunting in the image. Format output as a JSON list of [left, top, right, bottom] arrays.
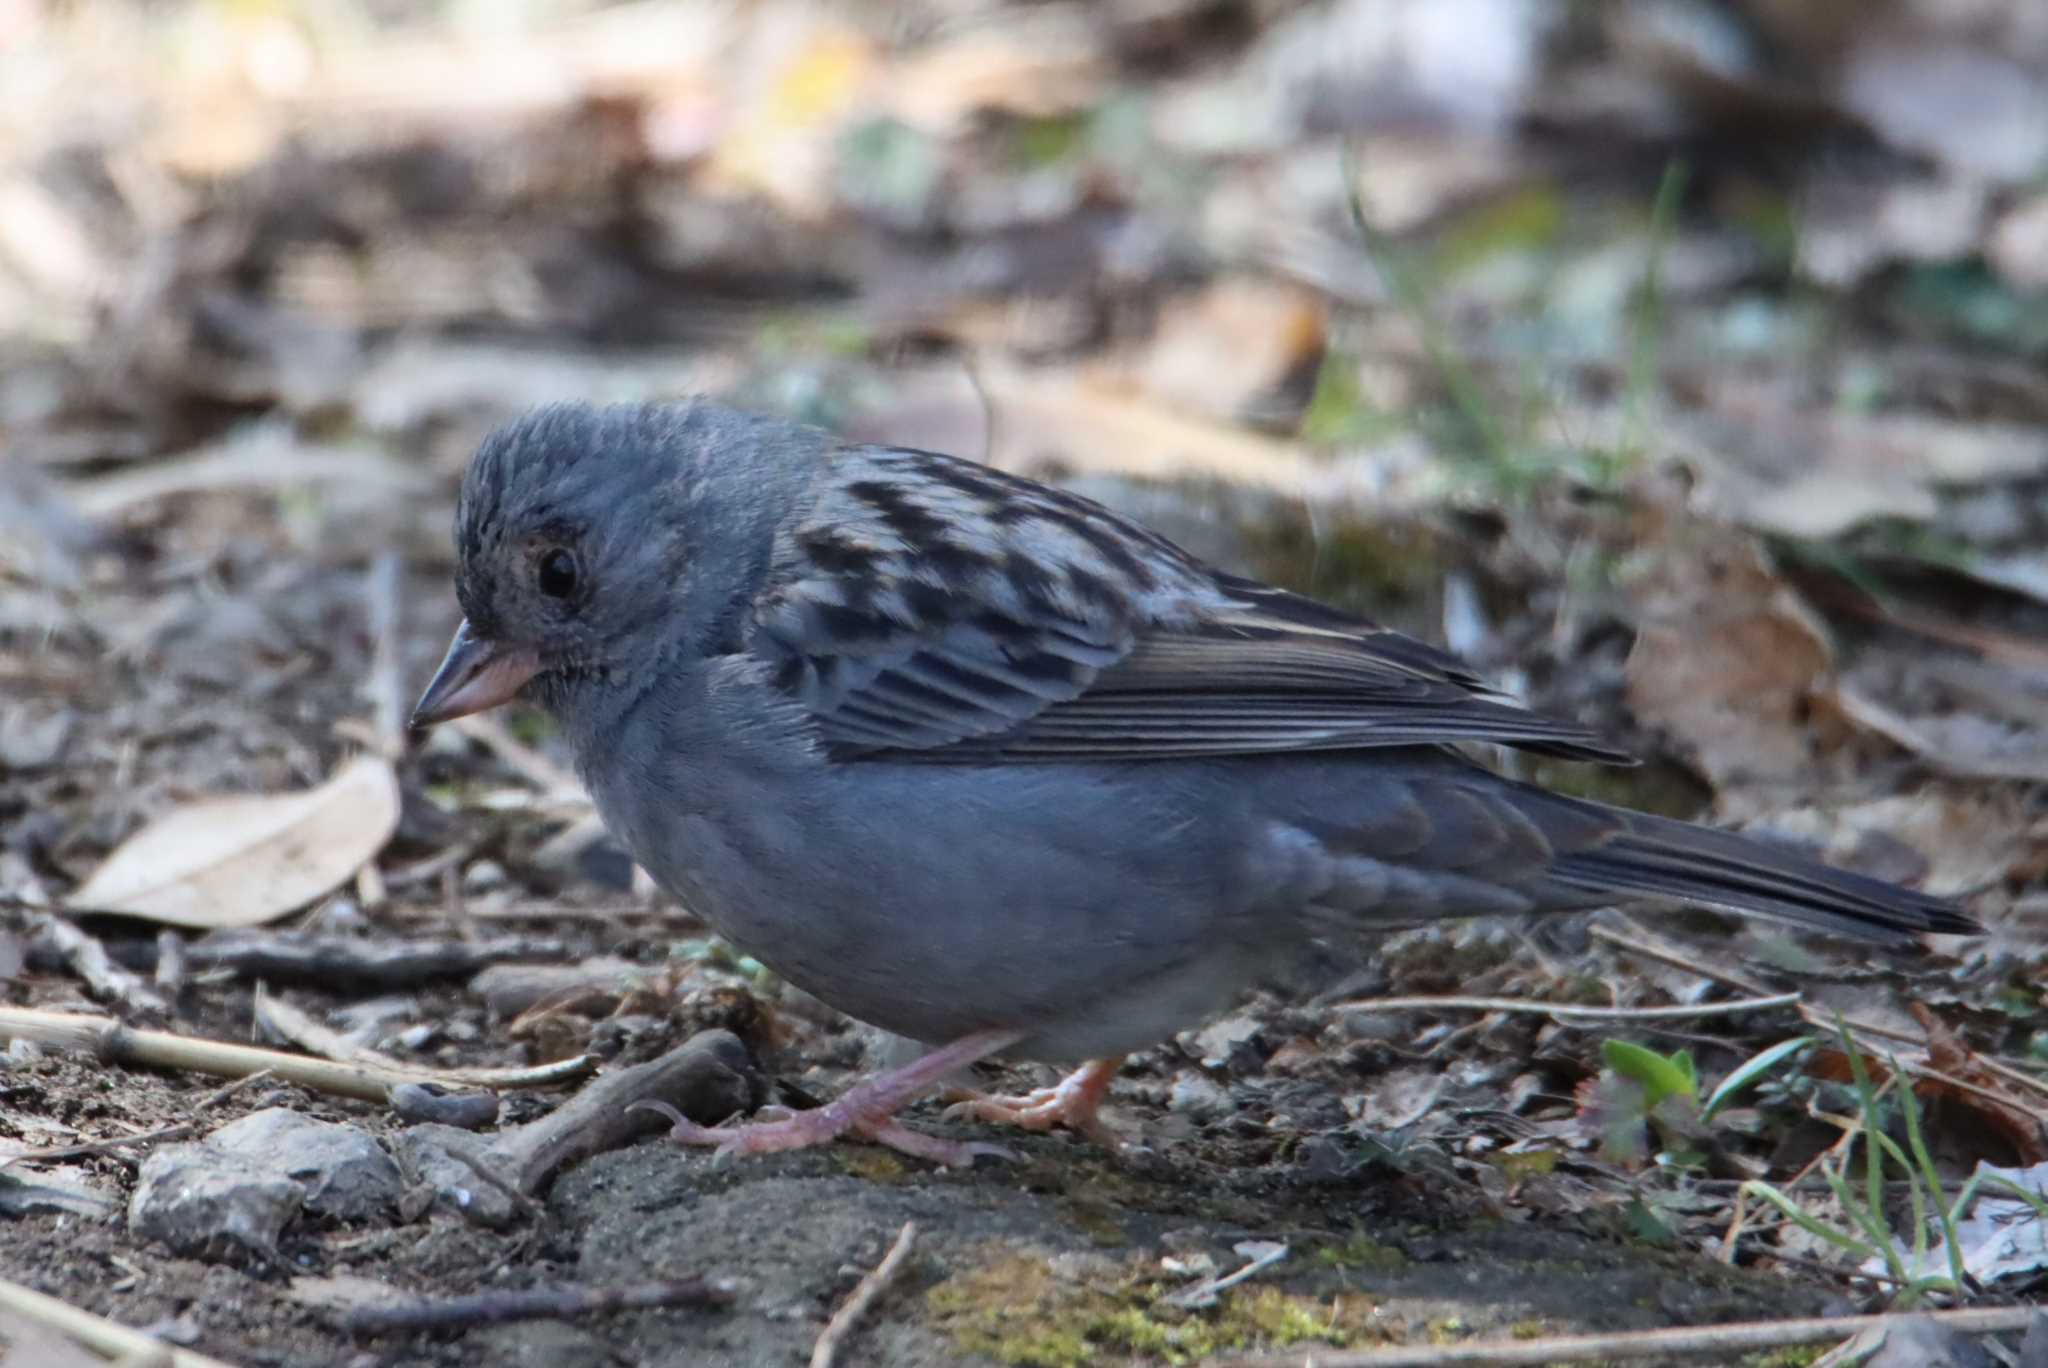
[[412, 400, 1977, 1164]]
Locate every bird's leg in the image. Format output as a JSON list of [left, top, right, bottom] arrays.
[[943, 1056, 1125, 1147], [634, 1029, 1025, 1166]]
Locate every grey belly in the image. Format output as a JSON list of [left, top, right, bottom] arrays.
[[596, 756, 1284, 1059]]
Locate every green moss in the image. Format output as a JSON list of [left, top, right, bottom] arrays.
[[1312, 1234, 1408, 1273], [1745, 1348, 1824, 1368], [924, 1249, 1370, 1366]]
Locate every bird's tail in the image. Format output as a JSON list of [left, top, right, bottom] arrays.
[[1543, 806, 1979, 943]]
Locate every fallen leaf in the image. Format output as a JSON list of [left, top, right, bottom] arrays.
[[1624, 523, 1835, 801], [1129, 277, 1326, 425], [69, 756, 400, 928]]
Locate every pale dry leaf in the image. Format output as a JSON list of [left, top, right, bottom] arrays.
[[1750, 787, 2041, 901], [1826, 681, 2048, 784], [1130, 276, 1326, 423], [69, 755, 400, 929], [1625, 527, 1835, 799], [1677, 396, 2048, 538]]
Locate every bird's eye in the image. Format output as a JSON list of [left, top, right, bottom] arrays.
[[537, 548, 579, 599]]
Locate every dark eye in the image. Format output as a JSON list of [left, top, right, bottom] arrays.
[[537, 548, 579, 599]]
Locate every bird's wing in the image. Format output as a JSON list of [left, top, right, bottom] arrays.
[[746, 445, 1631, 764]]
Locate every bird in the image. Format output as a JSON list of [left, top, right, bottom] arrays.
[[410, 399, 1977, 1164]]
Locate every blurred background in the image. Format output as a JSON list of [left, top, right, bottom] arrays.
[[5, 4, 2048, 1361]]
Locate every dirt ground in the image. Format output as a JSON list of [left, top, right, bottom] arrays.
[[5, 2, 2048, 1365]]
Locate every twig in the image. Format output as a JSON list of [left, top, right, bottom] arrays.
[[0, 1274, 240, 1368], [811, 1221, 918, 1368], [26, 912, 167, 1015], [1328, 992, 1801, 1022], [184, 928, 574, 986], [343, 1277, 736, 1335], [1212, 1305, 2039, 1366], [1163, 1241, 1289, 1310], [0, 1006, 595, 1103], [253, 987, 543, 1091]]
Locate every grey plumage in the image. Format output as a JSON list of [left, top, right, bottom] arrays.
[[429, 399, 1975, 1073]]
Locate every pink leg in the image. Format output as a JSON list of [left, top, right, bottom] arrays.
[[943, 1056, 1125, 1148], [630, 1029, 1025, 1166]]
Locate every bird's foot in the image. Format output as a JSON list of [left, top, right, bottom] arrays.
[[630, 1028, 1026, 1167], [944, 1056, 1124, 1148]]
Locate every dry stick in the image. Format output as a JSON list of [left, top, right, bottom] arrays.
[[810, 1221, 918, 1368], [0, 1006, 595, 1104], [343, 1277, 737, 1335], [1327, 992, 1801, 1022], [0, 1274, 240, 1368], [1213, 1305, 2039, 1367], [251, 987, 563, 1091], [26, 911, 167, 1015]]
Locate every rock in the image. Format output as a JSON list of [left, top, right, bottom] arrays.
[[0, 704, 72, 771], [129, 1143, 302, 1260], [1166, 1071, 1236, 1122], [1183, 1011, 1265, 1073], [391, 1125, 523, 1229], [207, 1109, 403, 1221], [390, 1082, 501, 1130]]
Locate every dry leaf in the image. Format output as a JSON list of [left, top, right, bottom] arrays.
[[1625, 525, 1834, 799], [1130, 277, 1326, 424], [69, 756, 399, 928]]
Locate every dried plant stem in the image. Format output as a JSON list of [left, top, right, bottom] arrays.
[[811, 1221, 918, 1368], [1329, 992, 1800, 1021], [0, 1006, 593, 1103], [1213, 1305, 2038, 1367]]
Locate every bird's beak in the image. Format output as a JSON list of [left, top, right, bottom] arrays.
[[411, 620, 542, 728]]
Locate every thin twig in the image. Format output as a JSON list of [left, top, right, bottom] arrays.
[[1212, 1305, 2038, 1367], [810, 1221, 918, 1368], [343, 1277, 736, 1335], [1329, 992, 1801, 1022]]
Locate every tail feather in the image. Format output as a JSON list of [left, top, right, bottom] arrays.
[[1546, 810, 1979, 943]]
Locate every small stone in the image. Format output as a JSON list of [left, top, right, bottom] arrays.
[[462, 860, 509, 892], [129, 1144, 303, 1259], [1167, 1071, 1236, 1122], [1183, 1012, 1265, 1073], [0, 705, 73, 771], [389, 1082, 500, 1130], [206, 1109, 403, 1221]]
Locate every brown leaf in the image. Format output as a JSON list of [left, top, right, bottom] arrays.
[[68, 755, 399, 928], [1624, 523, 1834, 799]]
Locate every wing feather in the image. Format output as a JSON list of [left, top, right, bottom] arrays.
[[746, 444, 1632, 765]]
